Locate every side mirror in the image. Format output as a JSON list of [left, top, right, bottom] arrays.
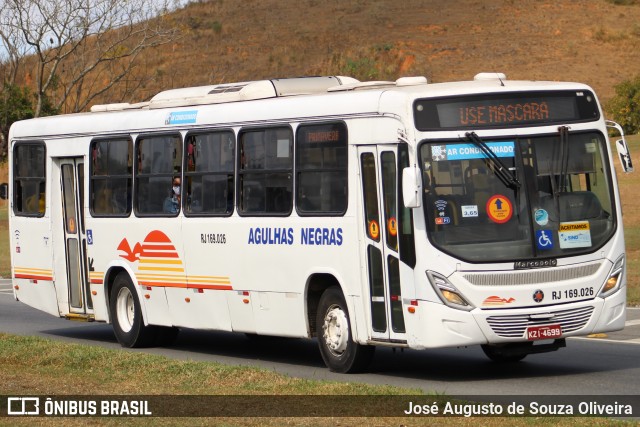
[[606, 120, 634, 173], [615, 138, 634, 173], [0, 183, 7, 200], [402, 166, 422, 208]]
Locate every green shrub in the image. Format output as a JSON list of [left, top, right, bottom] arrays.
[[607, 75, 640, 135]]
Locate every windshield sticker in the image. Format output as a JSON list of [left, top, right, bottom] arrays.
[[461, 205, 479, 217], [435, 199, 448, 213], [558, 221, 592, 249], [435, 200, 451, 224], [536, 229, 554, 250], [387, 217, 398, 236], [486, 195, 513, 224], [368, 220, 380, 240], [534, 208, 549, 226], [431, 141, 514, 161]]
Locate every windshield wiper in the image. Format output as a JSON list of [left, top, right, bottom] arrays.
[[557, 126, 570, 194], [465, 132, 520, 189]]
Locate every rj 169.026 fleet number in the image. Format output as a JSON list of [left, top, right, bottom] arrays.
[[201, 233, 226, 244], [551, 286, 594, 301]]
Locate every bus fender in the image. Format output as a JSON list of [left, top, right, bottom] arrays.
[[102, 262, 151, 326], [304, 269, 366, 344]]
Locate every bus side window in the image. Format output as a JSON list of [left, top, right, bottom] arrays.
[[295, 122, 348, 215], [90, 138, 132, 217], [135, 134, 182, 216], [184, 131, 235, 216], [238, 127, 292, 215], [13, 142, 46, 217]]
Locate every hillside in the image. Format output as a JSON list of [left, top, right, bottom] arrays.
[[111, 0, 640, 109]]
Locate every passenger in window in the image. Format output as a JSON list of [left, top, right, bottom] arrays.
[[163, 177, 181, 214]]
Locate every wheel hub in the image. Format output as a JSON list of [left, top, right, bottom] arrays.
[[322, 305, 349, 356], [116, 287, 135, 333]]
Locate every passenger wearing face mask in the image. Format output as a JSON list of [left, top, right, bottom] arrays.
[[163, 177, 181, 214]]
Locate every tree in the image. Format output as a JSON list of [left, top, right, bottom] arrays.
[[0, 0, 180, 117], [0, 83, 58, 159], [607, 75, 640, 136]]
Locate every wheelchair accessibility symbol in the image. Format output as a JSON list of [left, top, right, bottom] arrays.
[[536, 230, 554, 250]]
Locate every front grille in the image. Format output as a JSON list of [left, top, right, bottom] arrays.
[[464, 261, 602, 286], [486, 306, 594, 338]]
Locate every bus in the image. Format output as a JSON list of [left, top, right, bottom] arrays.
[[0, 73, 634, 373]]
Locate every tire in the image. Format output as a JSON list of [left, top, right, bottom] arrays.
[[481, 343, 530, 363], [109, 272, 157, 348], [316, 286, 374, 373]]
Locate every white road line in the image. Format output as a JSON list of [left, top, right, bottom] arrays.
[[625, 319, 640, 327]]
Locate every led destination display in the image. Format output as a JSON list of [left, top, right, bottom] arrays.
[[414, 90, 600, 130]]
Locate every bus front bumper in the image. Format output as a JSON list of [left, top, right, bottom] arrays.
[[404, 287, 626, 350]]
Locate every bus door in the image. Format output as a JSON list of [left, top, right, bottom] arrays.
[[55, 157, 92, 315], [358, 145, 408, 342]]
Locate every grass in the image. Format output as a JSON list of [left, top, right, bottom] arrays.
[[0, 333, 625, 426]]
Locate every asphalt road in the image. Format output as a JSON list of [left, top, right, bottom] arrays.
[[1, 279, 639, 396]]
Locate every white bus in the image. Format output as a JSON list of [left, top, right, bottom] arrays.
[[1, 73, 634, 372]]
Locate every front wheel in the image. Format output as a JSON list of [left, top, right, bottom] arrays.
[[109, 272, 157, 347], [316, 287, 374, 373]]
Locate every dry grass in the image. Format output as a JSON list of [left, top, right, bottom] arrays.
[[0, 333, 621, 426]]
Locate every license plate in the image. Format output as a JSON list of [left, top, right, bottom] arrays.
[[527, 324, 562, 341]]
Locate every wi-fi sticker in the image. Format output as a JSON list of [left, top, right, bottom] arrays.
[[435, 200, 447, 211]]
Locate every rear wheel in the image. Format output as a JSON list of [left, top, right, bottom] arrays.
[[316, 287, 374, 373], [110, 272, 157, 347]]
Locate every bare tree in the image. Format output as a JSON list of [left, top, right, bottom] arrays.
[[0, 0, 180, 116]]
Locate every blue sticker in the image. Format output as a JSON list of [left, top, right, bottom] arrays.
[[534, 209, 549, 226], [435, 217, 451, 225], [165, 110, 198, 125], [87, 230, 93, 245], [536, 229, 554, 250], [432, 141, 515, 161]]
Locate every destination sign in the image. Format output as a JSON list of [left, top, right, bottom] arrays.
[[299, 122, 346, 144], [414, 91, 600, 130]]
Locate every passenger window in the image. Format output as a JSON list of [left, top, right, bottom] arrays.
[[90, 138, 132, 216], [135, 135, 182, 216], [13, 143, 46, 216], [238, 127, 292, 215], [184, 131, 235, 215], [296, 122, 348, 215]]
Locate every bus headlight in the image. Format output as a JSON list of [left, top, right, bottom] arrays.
[[599, 255, 625, 298], [426, 271, 474, 311]]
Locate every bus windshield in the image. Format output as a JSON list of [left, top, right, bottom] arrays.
[[419, 131, 615, 262]]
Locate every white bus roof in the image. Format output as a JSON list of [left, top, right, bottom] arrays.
[[9, 74, 595, 140]]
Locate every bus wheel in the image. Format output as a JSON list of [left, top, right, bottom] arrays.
[[110, 272, 156, 348], [316, 287, 374, 373], [481, 343, 530, 363]]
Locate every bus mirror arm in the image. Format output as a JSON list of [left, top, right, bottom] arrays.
[[402, 166, 422, 208], [0, 183, 7, 200], [606, 120, 634, 173]]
